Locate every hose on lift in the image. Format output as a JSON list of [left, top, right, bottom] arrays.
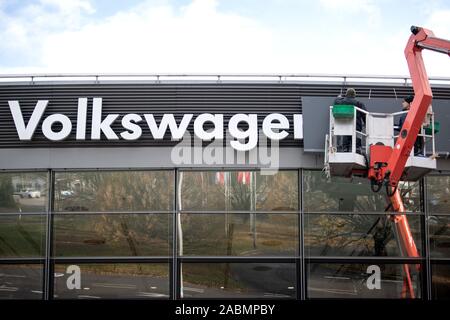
[[385, 182, 398, 197], [371, 178, 383, 193]]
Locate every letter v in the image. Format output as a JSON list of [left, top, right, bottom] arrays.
[[8, 100, 48, 140]]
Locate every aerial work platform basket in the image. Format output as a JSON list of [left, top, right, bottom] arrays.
[[324, 105, 437, 181]]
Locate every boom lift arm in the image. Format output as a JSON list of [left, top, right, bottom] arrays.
[[369, 26, 450, 188], [380, 26, 449, 298], [325, 26, 448, 298]]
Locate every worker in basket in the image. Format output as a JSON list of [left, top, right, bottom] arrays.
[[333, 88, 367, 153], [396, 95, 424, 156]]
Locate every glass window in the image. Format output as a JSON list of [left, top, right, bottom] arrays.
[[307, 263, 422, 299], [179, 170, 298, 211], [0, 264, 43, 299], [429, 215, 450, 258], [0, 214, 46, 258], [0, 172, 48, 213], [53, 214, 172, 257], [305, 214, 422, 257], [179, 214, 297, 256], [256, 171, 299, 211], [181, 263, 296, 298], [53, 263, 169, 299], [431, 264, 450, 300], [427, 175, 450, 214], [303, 170, 421, 213], [54, 171, 174, 212]]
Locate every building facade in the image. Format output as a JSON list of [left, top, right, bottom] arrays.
[[0, 75, 449, 300]]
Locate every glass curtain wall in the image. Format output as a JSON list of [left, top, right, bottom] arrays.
[[303, 170, 424, 299], [51, 170, 174, 299], [0, 172, 47, 299], [427, 174, 450, 300], [177, 170, 299, 299], [0, 169, 449, 299]]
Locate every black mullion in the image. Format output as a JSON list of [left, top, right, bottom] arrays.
[[43, 169, 54, 300], [423, 177, 432, 300], [299, 168, 304, 300], [51, 168, 172, 173], [429, 258, 450, 264], [181, 296, 297, 301], [178, 257, 297, 263], [305, 211, 425, 215], [52, 211, 173, 215], [177, 168, 300, 172], [305, 257, 425, 264], [0, 212, 47, 216], [173, 168, 178, 300], [52, 257, 171, 263], [0, 258, 45, 264], [178, 210, 299, 214]]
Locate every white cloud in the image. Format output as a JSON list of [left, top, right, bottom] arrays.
[[0, 0, 448, 77], [40, 0, 95, 14], [318, 0, 381, 27], [420, 9, 450, 79], [1, 0, 277, 73], [426, 9, 450, 37], [0, 0, 95, 70]]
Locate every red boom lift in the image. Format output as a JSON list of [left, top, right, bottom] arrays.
[[370, 26, 449, 298], [326, 26, 449, 298]]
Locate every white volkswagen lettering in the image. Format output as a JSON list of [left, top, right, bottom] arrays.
[[262, 113, 289, 140], [294, 114, 303, 139], [8, 100, 48, 140], [7, 98, 304, 151], [76, 98, 88, 140], [193, 113, 224, 141], [42, 113, 72, 141], [91, 97, 119, 140], [229, 113, 258, 151], [144, 113, 193, 140], [120, 113, 143, 140]]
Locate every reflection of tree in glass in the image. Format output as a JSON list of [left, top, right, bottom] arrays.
[[304, 171, 420, 212], [180, 172, 226, 211], [309, 214, 395, 256], [427, 176, 450, 213], [0, 175, 17, 212], [55, 171, 173, 212], [180, 171, 299, 211], [307, 210, 422, 257], [180, 214, 297, 256], [0, 173, 47, 213], [230, 180, 250, 211], [257, 172, 298, 211], [54, 171, 173, 258], [92, 172, 172, 256], [89, 214, 170, 257]]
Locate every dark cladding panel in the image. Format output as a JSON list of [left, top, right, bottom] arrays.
[[1, 82, 449, 149], [302, 97, 450, 153], [302, 97, 333, 152], [433, 99, 450, 154], [0, 83, 303, 148]]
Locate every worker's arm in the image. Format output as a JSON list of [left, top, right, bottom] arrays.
[[356, 100, 366, 110]]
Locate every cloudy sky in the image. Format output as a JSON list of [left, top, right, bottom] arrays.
[[0, 0, 449, 76]]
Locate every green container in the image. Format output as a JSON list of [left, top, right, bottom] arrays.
[[424, 121, 440, 135], [332, 105, 355, 119]]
